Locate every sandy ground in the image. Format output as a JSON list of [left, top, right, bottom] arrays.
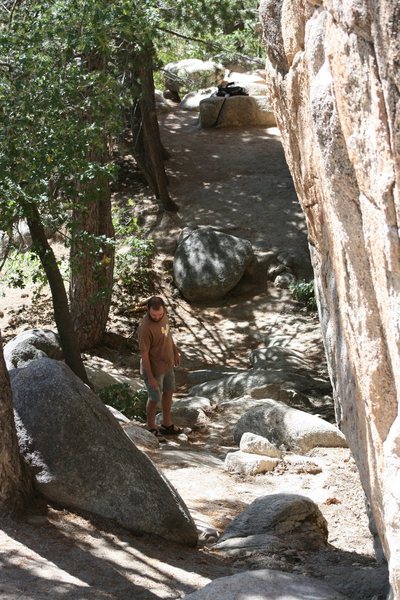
[[0, 108, 389, 599]]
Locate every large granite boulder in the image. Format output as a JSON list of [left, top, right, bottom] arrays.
[[260, 1, 400, 593], [1, 219, 32, 252], [105, 405, 130, 423], [156, 396, 210, 431], [187, 368, 244, 386], [154, 89, 174, 113], [173, 226, 253, 302], [225, 71, 269, 96], [185, 569, 349, 600], [4, 328, 63, 370], [250, 345, 310, 371], [199, 95, 276, 128], [233, 399, 347, 453], [179, 88, 216, 111], [189, 368, 331, 405], [171, 396, 212, 430], [249, 383, 315, 413], [213, 493, 328, 556], [10, 358, 197, 546], [84, 365, 143, 393], [164, 59, 225, 94], [1, 219, 56, 258]]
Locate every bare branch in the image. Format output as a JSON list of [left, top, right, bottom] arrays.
[[157, 26, 222, 50], [9, 0, 21, 24]]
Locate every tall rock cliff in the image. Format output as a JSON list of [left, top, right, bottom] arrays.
[[259, 1, 400, 596]]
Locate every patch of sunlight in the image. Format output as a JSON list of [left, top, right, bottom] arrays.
[[224, 318, 238, 327], [266, 127, 281, 137], [83, 536, 211, 589], [2, 546, 89, 587]]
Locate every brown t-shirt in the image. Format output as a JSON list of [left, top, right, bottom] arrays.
[[137, 312, 175, 377]]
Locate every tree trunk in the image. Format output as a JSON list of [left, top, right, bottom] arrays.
[[0, 332, 33, 515], [130, 100, 159, 192], [69, 50, 115, 351], [26, 204, 90, 386], [132, 48, 179, 212], [70, 185, 115, 350]]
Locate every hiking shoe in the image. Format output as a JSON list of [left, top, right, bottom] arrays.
[[159, 424, 183, 436]]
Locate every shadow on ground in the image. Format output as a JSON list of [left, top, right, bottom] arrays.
[[0, 510, 231, 599]]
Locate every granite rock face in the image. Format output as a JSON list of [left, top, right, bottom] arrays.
[[260, 1, 400, 595]]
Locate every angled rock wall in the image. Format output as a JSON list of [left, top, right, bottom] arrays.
[[259, 0, 400, 596]]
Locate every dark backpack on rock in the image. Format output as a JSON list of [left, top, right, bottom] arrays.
[[216, 81, 248, 97]]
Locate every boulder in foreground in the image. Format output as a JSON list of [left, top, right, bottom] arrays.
[[185, 568, 348, 599], [214, 493, 328, 556], [11, 358, 198, 546]]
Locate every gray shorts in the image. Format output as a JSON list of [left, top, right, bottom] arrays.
[[143, 368, 176, 403]]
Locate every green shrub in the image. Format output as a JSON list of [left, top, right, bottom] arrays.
[[0, 249, 43, 292], [99, 383, 148, 421], [290, 279, 317, 311], [0, 248, 69, 296], [112, 200, 154, 294]]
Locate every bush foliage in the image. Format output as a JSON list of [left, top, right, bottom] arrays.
[[99, 383, 148, 421], [290, 280, 317, 311]]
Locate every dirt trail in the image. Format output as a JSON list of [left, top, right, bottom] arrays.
[[161, 111, 310, 261], [151, 109, 318, 373], [0, 109, 388, 599]]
